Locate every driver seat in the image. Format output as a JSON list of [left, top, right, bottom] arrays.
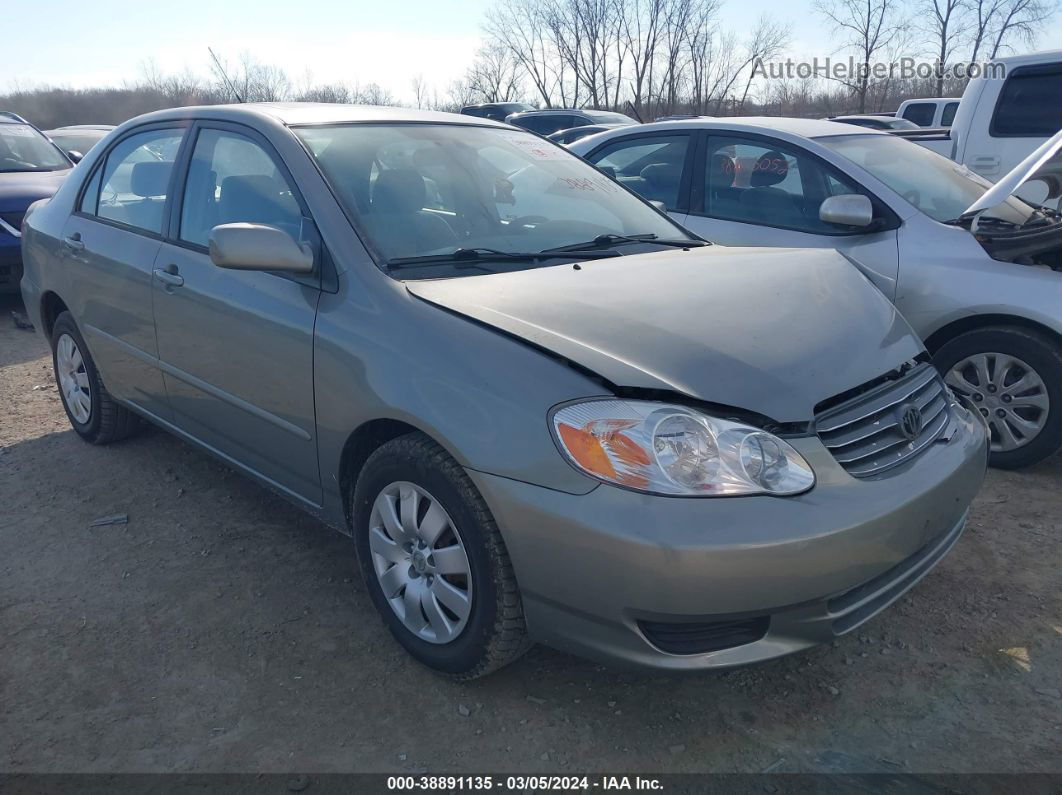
[[370, 169, 458, 257]]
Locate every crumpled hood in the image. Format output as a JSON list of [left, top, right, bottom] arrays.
[[406, 246, 924, 424], [964, 129, 1062, 216], [0, 170, 69, 213]]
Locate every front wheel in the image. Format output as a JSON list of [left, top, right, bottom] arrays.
[[934, 326, 1062, 469], [351, 433, 530, 679]]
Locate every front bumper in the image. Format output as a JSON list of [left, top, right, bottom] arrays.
[[468, 402, 988, 671]]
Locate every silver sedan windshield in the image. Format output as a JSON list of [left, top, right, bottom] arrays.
[[294, 123, 687, 265], [820, 134, 1036, 225]]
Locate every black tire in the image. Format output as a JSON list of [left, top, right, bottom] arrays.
[[352, 433, 530, 679], [933, 326, 1062, 469], [51, 312, 140, 445]]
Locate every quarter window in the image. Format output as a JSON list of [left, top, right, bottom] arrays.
[[991, 66, 1062, 137], [700, 137, 863, 234], [179, 129, 303, 248], [940, 102, 959, 127], [588, 135, 690, 210], [94, 129, 183, 234]]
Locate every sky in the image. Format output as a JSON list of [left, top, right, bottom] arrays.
[[10, 0, 1062, 103]]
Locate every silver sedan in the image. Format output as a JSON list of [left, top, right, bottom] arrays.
[[572, 119, 1062, 468]]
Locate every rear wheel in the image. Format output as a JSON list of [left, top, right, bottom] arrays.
[[51, 312, 140, 444], [352, 433, 530, 679], [934, 327, 1062, 468]]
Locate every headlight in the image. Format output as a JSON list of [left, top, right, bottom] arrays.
[[551, 400, 815, 496]]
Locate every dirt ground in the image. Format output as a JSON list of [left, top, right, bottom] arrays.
[[1, 293, 1059, 776]]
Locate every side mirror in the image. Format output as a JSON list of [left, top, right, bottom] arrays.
[[819, 194, 874, 228], [208, 223, 314, 273], [66, 150, 83, 164], [649, 199, 667, 212]]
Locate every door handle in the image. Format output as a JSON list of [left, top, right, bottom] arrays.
[[153, 265, 184, 288], [63, 233, 84, 252]]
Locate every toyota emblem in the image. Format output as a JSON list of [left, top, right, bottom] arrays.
[[899, 404, 923, 440]]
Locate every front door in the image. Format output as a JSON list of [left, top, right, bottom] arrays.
[[152, 123, 323, 505], [60, 125, 186, 422], [682, 134, 900, 300]]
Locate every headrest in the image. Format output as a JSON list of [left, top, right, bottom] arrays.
[[130, 161, 173, 198], [640, 162, 682, 187], [750, 151, 789, 187], [372, 169, 427, 214], [218, 174, 291, 226], [708, 154, 735, 188]]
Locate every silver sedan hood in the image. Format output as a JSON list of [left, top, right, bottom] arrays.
[[406, 247, 924, 423], [963, 129, 1062, 216]]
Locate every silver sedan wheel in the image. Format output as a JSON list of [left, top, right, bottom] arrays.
[[56, 333, 92, 425], [946, 352, 1050, 452], [368, 481, 473, 644]]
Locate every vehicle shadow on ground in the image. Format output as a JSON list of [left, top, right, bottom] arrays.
[[2, 408, 1060, 772], [0, 294, 46, 369]]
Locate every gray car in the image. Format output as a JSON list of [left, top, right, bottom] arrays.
[[572, 119, 1062, 468], [20, 104, 988, 678]]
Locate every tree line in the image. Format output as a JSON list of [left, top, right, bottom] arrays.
[[1, 0, 1055, 129]]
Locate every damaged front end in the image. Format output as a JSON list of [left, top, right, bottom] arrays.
[[958, 130, 1062, 270]]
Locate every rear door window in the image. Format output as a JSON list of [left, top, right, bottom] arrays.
[[91, 128, 184, 235], [940, 102, 959, 127], [991, 65, 1062, 137], [902, 103, 935, 126], [587, 134, 691, 210]]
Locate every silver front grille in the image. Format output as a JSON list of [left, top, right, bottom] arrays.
[[816, 363, 950, 477]]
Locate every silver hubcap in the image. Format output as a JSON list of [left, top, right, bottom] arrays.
[[368, 482, 472, 644], [56, 334, 92, 425], [946, 352, 1049, 453]]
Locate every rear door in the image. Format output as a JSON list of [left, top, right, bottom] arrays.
[[681, 132, 900, 299], [151, 122, 324, 506], [60, 125, 186, 422]]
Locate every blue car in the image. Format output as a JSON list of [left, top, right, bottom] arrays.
[[1, 112, 72, 293]]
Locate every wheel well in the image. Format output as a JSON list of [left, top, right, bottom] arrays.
[[338, 419, 421, 528], [39, 292, 69, 339], [923, 314, 1062, 354]]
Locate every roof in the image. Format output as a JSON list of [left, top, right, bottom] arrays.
[[508, 108, 589, 116], [990, 48, 1062, 66], [0, 111, 29, 124], [598, 116, 887, 139], [131, 102, 510, 128]]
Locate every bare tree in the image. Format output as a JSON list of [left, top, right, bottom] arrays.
[[485, 0, 558, 105], [815, 0, 909, 112], [735, 16, 791, 112], [411, 74, 429, 108], [919, 0, 971, 95], [617, 0, 664, 115], [466, 42, 525, 101], [987, 0, 1056, 57]]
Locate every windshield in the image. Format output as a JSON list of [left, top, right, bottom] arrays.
[[819, 134, 1038, 225], [0, 123, 70, 172], [584, 111, 637, 125], [295, 123, 690, 272], [883, 118, 920, 130], [47, 132, 105, 155]]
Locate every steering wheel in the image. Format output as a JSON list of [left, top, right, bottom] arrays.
[[901, 189, 921, 207]]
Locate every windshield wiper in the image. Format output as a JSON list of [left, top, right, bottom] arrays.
[[542, 233, 708, 253], [385, 246, 619, 270]]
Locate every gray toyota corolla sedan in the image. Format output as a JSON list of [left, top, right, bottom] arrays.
[[20, 104, 988, 678]]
